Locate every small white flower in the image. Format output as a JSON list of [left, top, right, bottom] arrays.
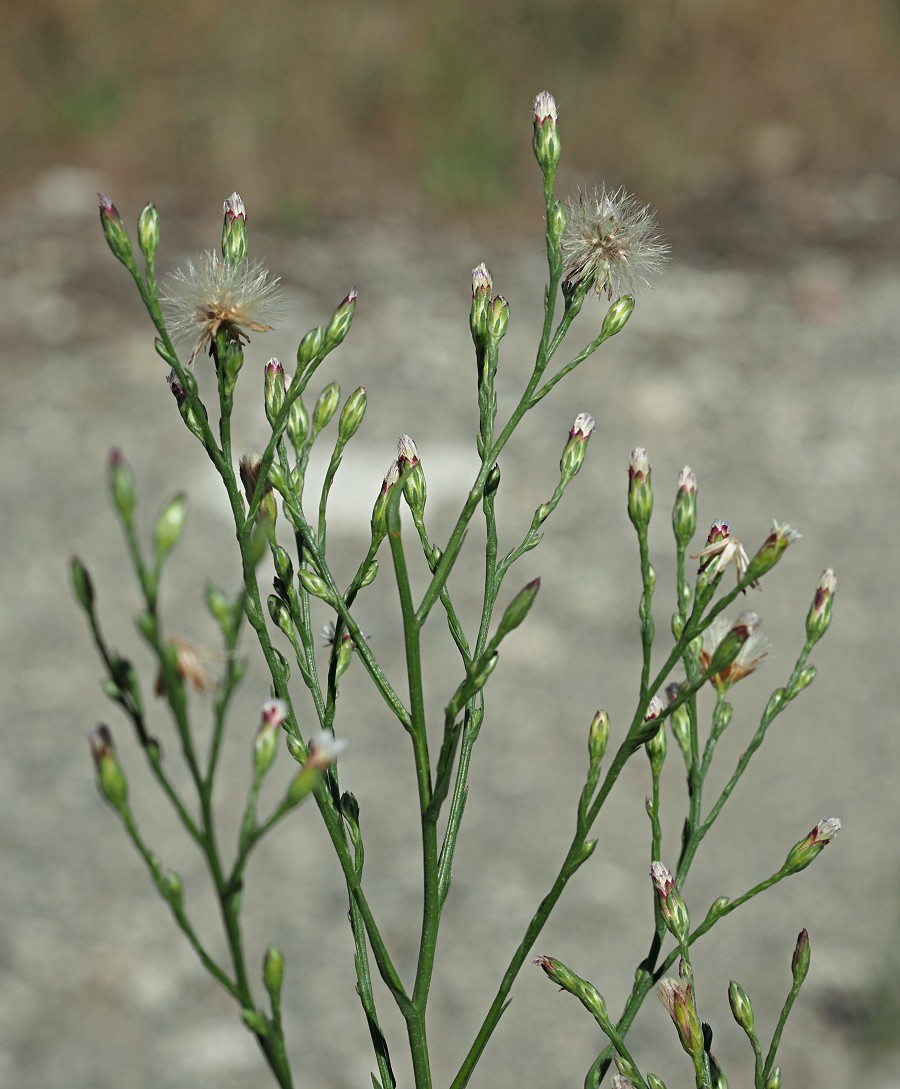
[[700, 614, 772, 692], [305, 729, 348, 769]]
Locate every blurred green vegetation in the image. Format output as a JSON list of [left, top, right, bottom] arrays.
[[4, 0, 899, 225]]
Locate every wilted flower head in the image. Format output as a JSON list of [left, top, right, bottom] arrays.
[[156, 636, 218, 695], [162, 251, 285, 363], [561, 186, 669, 300], [693, 519, 756, 588], [700, 613, 772, 691]]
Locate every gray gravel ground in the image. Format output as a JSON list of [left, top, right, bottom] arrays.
[[2, 168, 899, 1089]]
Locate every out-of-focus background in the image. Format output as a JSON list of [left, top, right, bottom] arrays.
[[3, 3, 900, 1089]]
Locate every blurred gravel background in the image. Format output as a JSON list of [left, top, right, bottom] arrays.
[[3, 3, 900, 1088]]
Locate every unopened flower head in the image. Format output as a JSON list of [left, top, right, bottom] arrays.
[[532, 91, 560, 173], [700, 612, 771, 692], [807, 568, 837, 644], [673, 466, 698, 547], [560, 413, 595, 482], [260, 698, 289, 730], [693, 519, 755, 588], [561, 186, 669, 301], [657, 976, 700, 1056], [746, 520, 802, 582], [783, 816, 842, 875], [162, 251, 285, 363], [628, 447, 653, 530]]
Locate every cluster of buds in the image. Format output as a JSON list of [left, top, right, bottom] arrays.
[[650, 861, 690, 944], [469, 263, 509, 354]]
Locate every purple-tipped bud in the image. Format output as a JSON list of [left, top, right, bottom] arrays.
[[783, 817, 841, 875], [496, 578, 541, 640], [137, 202, 160, 260], [88, 724, 129, 812], [70, 556, 95, 612], [533, 954, 579, 992], [601, 294, 635, 339], [264, 358, 287, 426], [746, 520, 802, 583], [98, 194, 133, 265], [532, 90, 560, 174], [806, 568, 837, 646], [254, 698, 286, 775], [108, 448, 136, 523], [627, 447, 653, 531], [650, 861, 690, 942], [222, 192, 248, 265], [371, 460, 401, 545], [560, 412, 595, 483], [338, 387, 367, 444], [657, 976, 702, 1057], [312, 382, 341, 435], [791, 927, 811, 986], [728, 980, 756, 1038], [324, 288, 357, 350], [672, 466, 698, 548], [398, 435, 427, 520]]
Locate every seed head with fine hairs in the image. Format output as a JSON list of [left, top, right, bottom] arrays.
[[162, 251, 286, 363], [561, 186, 669, 300]]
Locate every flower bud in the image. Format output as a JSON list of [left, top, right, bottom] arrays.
[[154, 493, 188, 567], [560, 413, 595, 484], [371, 461, 400, 545], [263, 358, 287, 426], [108, 448, 136, 522], [486, 295, 509, 344], [297, 568, 334, 604], [601, 294, 635, 339], [312, 382, 341, 435], [657, 976, 702, 1057], [728, 980, 756, 1039], [495, 578, 540, 641], [71, 556, 95, 613], [672, 466, 698, 548], [645, 722, 667, 773], [254, 699, 287, 776], [588, 710, 610, 769], [88, 724, 129, 812], [241, 1009, 269, 1036], [98, 194, 133, 266], [783, 817, 841, 875], [470, 263, 492, 345], [137, 202, 160, 260], [746, 521, 802, 583], [335, 634, 355, 679], [267, 594, 293, 636], [766, 1067, 782, 1089], [297, 325, 325, 370], [788, 664, 817, 697], [627, 447, 653, 531], [398, 435, 427, 521], [533, 954, 578, 992], [806, 569, 836, 646], [646, 1076, 668, 1089], [791, 927, 811, 986], [287, 391, 309, 449], [532, 90, 560, 174], [548, 200, 566, 245], [666, 682, 691, 763], [650, 862, 690, 943], [263, 944, 285, 999], [338, 387, 367, 444], [324, 288, 357, 350], [222, 192, 248, 265], [360, 559, 379, 587]]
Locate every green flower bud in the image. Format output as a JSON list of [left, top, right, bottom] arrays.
[[766, 1067, 782, 1089], [297, 568, 334, 604], [560, 413, 595, 484], [205, 580, 232, 631], [371, 461, 400, 546], [108, 448, 136, 523], [88, 724, 129, 812], [549, 200, 566, 245], [532, 91, 560, 175], [806, 569, 836, 646], [495, 578, 540, 641], [627, 447, 653, 532], [324, 288, 357, 350], [338, 386, 367, 444], [746, 521, 802, 583], [221, 192, 248, 265], [264, 358, 287, 427], [287, 392, 309, 449], [588, 709, 610, 769], [162, 869, 183, 910], [601, 294, 635, 339], [728, 980, 756, 1039], [787, 664, 816, 698], [645, 722, 667, 773], [98, 194, 133, 266], [533, 954, 579, 993], [398, 435, 426, 521], [335, 635, 354, 680], [263, 944, 285, 998], [485, 462, 501, 496], [672, 466, 698, 548], [137, 202, 160, 260], [241, 1008, 269, 1036], [71, 556, 95, 613], [646, 1075, 668, 1089], [486, 294, 509, 344], [267, 594, 293, 636], [153, 493, 187, 567], [791, 927, 811, 986], [782, 818, 841, 875], [359, 559, 378, 587], [297, 325, 325, 370], [705, 895, 730, 922], [312, 382, 341, 435]]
